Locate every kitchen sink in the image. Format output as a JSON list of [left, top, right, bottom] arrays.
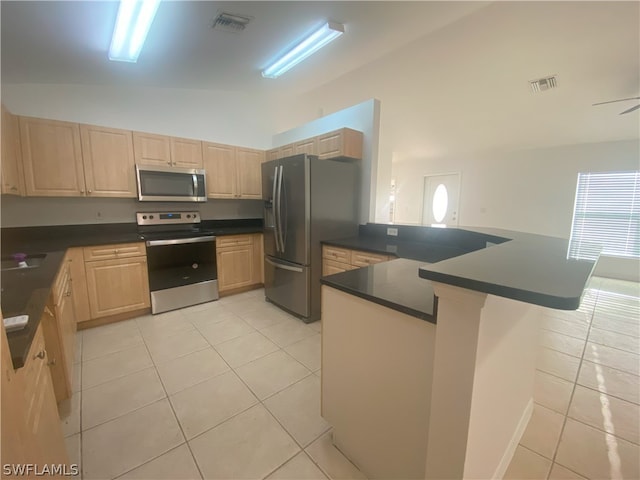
[[1, 253, 47, 271]]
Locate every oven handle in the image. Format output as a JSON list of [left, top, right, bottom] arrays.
[[146, 236, 216, 247]]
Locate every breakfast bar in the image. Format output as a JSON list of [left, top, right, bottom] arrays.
[[319, 225, 598, 480]]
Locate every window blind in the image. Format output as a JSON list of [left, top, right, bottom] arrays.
[[569, 171, 640, 260]]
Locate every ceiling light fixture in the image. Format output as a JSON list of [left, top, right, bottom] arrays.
[[262, 21, 345, 79], [109, 0, 161, 63]]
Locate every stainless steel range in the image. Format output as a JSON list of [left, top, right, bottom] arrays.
[[137, 211, 219, 314]]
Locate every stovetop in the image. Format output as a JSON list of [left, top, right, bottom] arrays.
[[137, 227, 216, 241], [136, 211, 215, 241]]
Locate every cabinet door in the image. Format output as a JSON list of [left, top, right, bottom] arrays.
[[279, 144, 294, 158], [14, 324, 69, 465], [85, 256, 150, 319], [133, 132, 172, 167], [203, 142, 237, 198], [253, 233, 264, 285], [40, 305, 71, 403], [171, 137, 203, 168], [317, 129, 344, 160], [322, 259, 354, 276], [236, 147, 264, 199], [80, 124, 136, 197], [294, 138, 318, 155], [20, 117, 85, 196], [217, 245, 254, 292], [1, 105, 25, 195], [266, 149, 279, 161]]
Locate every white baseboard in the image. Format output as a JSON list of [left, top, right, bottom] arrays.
[[492, 398, 534, 479]]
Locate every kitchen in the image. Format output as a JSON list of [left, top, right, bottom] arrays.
[[1, 1, 639, 480]]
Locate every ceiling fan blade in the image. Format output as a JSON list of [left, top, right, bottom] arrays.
[[592, 96, 640, 106], [619, 104, 640, 115]]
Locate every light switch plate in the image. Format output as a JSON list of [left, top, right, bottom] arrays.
[[387, 227, 398, 236]]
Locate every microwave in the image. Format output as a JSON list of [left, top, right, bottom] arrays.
[[136, 165, 207, 202]]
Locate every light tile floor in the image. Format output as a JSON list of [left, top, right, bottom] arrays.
[[61, 277, 640, 480], [60, 288, 358, 480], [505, 277, 640, 480]]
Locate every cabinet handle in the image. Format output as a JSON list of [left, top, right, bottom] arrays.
[[115, 249, 119, 254], [167, 161, 172, 165], [88, 189, 92, 194], [80, 189, 85, 194], [65, 290, 72, 297], [47, 358, 56, 366], [34, 350, 46, 360], [10, 186, 17, 191]]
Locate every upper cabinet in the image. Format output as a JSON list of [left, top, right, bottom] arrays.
[[203, 143, 264, 199], [80, 125, 136, 197], [170, 137, 203, 169], [20, 117, 85, 197], [317, 128, 363, 160], [267, 128, 363, 162], [1, 105, 25, 196], [133, 132, 203, 169], [132, 132, 171, 167]]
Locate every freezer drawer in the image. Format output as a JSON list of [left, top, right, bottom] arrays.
[[264, 256, 310, 319]]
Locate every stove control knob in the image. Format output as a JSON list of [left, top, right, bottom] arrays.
[[142, 215, 147, 220], [186, 214, 191, 219], [149, 215, 154, 219]]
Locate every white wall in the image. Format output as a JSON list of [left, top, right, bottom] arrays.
[[272, 99, 379, 224], [1, 83, 272, 148], [0, 196, 262, 227]]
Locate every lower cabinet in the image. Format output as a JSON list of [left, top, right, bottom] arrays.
[[216, 234, 263, 293], [2, 323, 69, 466], [322, 245, 393, 275], [83, 243, 150, 319]]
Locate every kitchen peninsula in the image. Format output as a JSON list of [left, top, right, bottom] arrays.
[[319, 224, 597, 480]]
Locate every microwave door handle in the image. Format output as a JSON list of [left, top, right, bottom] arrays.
[[192, 174, 198, 196], [272, 166, 281, 252]]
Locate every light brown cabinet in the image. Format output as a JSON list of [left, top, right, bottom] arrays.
[[20, 116, 85, 197], [68, 247, 91, 324], [322, 245, 393, 275], [2, 322, 69, 467], [294, 138, 318, 155], [204, 143, 263, 199], [217, 234, 263, 293], [1, 105, 25, 195], [80, 124, 136, 197], [40, 255, 77, 403], [317, 128, 363, 160], [84, 243, 150, 319], [266, 149, 279, 161], [133, 132, 203, 169]]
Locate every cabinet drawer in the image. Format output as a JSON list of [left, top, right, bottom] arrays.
[[322, 259, 357, 276], [322, 246, 351, 263], [350, 250, 391, 267], [217, 235, 254, 249], [83, 242, 146, 262]]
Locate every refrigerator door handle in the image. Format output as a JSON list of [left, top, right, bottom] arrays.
[[265, 257, 303, 273], [276, 165, 285, 252], [272, 165, 281, 252]]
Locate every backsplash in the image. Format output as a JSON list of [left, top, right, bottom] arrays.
[[0, 196, 263, 227]]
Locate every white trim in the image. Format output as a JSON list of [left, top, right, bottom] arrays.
[[492, 398, 534, 480]]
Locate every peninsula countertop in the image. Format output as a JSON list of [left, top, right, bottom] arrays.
[[320, 223, 598, 322]]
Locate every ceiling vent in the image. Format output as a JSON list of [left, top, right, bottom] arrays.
[[211, 12, 253, 32], [529, 75, 558, 93]]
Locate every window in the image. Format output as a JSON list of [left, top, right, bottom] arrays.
[[569, 171, 640, 260]]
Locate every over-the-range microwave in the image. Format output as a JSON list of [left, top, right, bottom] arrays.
[[136, 165, 207, 202]]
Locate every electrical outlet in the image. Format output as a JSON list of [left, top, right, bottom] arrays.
[[387, 227, 398, 236]]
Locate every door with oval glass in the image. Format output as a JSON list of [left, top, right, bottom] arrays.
[[421, 173, 460, 226]]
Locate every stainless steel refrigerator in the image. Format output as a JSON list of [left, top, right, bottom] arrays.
[[262, 154, 360, 322]]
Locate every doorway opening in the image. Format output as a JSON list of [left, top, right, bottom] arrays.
[[421, 173, 460, 227]]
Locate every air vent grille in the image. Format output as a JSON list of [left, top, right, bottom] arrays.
[[530, 75, 558, 93], [211, 12, 253, 32]]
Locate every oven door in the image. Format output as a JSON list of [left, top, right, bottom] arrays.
[[145, 236, 217, 291], [136, 165, 207, 202]]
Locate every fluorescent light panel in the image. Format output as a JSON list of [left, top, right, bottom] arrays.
[[262, 22, 344, 78], [109, 0, 160, 62]]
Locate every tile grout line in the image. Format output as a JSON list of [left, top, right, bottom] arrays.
[[546, 286, 600, 479]]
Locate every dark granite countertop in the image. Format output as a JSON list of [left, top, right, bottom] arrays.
[[1, 218, 263, 368], [320, 223, 597, 322], [320, 258, 437, 322], [417, 227, 598, 310]]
